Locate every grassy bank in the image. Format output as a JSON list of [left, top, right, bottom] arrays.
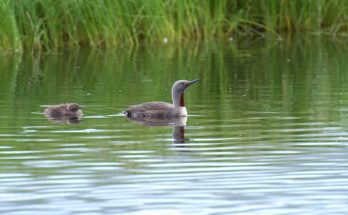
[[1, 0, 348, 51]]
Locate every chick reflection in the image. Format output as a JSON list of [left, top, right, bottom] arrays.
[[42, 103, 83, 124], [125, 116, 188, 144]]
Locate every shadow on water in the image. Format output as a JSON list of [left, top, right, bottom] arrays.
[[44, 113, 82, 124], [2, 36, 348, 214], [4, 36, 348, 127], [126, 115, 189, 146]]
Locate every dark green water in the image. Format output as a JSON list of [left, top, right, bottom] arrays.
[[1, 37, 348, 214]]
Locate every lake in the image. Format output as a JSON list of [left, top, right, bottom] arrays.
[[1, 36, 348, 214]]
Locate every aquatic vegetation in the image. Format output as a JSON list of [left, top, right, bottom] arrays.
[[1, 0, 348, 51]]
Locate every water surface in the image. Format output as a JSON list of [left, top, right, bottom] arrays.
[[1, 37, 348, 214]]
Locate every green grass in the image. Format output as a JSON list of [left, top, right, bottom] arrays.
[[1, 0, 348, 51]]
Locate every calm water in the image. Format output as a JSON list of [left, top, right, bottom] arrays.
[[1, 37, 348, 214]]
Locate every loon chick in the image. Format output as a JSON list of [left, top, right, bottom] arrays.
[[43, 103, 82, 118], [124, 79, 198, 118]]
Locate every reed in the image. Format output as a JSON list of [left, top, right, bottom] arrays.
[[1, 0, 348, 51]]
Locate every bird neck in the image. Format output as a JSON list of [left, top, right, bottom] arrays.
[[180, 94, 185, 107], [173, 91, 185, 107]]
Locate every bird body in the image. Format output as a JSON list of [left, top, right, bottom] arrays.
[[124, 80, 198, 118], [125, 101, 187, 118], [43, 103, 82, 118]]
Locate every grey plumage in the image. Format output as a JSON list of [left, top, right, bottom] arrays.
[[43, 103, 82, 118], [124, 79, 198, 118], [124, 102, 176, 118]]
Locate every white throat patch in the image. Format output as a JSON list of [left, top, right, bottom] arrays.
[[179, 107, 187, 116]]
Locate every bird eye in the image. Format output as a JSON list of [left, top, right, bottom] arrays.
[[181, 83, 185, 85]]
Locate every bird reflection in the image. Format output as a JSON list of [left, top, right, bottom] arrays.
[[125, 116, 188, 145], [44, 114, 81, 124]]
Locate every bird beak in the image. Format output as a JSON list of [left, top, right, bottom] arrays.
[[189, 79, 199, 85]]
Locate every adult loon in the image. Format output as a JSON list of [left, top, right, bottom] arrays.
[[124, 79, 198, 118]]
